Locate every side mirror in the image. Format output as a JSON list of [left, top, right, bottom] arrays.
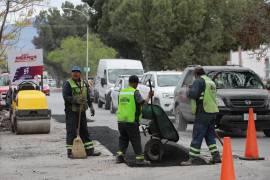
[[146, 81, 155, 88], [101, 78, 107, 86], [114, 87, 121, 92]]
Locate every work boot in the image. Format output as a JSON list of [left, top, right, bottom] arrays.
[[135, 154, 150, 166], [116, 154, 126, 163], [210, 152, 222, 164], [135, 159, 150, 166], [86, 148, 101, 156], [180, 157, 205, 166], [67, 149, 74, 159]]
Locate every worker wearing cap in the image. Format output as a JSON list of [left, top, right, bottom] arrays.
[[116, 75, 154, 165], [181, 67, 221, 165], [62, 66, 100, 158]]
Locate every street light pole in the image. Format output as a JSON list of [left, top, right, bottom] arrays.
[[86, 24, 89, 80], [62, 7, 96, 80]]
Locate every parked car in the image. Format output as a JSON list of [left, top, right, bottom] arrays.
[[94, 59, 144, 110], [110, 75, 130, 113], [42, 84, 50, 96], [174, 65, 270, 137], [48, 79, 57, 87], [138, 71, 182, 118], [0, 73, 10, 110]]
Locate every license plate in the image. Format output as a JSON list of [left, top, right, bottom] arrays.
[[244, 113, 257, 121]]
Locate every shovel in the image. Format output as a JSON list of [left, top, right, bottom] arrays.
[[72, 81, 87, 159]]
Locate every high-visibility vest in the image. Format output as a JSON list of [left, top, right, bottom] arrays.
[[117, 87, 142, 123], [191, 75, 219, 114], [67, 79, 88, 112]]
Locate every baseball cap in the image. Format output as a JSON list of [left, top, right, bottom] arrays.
[[71, 66, 81, 72]]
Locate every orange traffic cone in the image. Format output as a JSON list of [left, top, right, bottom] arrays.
[[220, 137, 236, 180], [239, 108, 264, 160]]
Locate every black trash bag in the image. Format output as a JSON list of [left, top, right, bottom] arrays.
[[142, 104, 179, 142]]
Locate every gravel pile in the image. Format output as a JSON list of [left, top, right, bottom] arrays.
[[0, 111, 10, 132]]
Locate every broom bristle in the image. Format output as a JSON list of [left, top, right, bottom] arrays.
[[72, 136, 87, 158]]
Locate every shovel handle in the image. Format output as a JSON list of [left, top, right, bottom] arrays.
[[77, 80, 84, 136], [215, 130, 223, 146]]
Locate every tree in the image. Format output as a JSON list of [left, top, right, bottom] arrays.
[[33, 2, 92, 80], [89, 0, 268, 70], [0, 0, 43, 69], [47, 35, 117, 78]]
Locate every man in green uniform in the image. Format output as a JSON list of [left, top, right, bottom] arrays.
[[63, 66, 100, 158], [116, 75, 153, 165], [181, 66, 221, 165]]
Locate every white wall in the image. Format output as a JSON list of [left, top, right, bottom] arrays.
[[230, 49, 269, 79]]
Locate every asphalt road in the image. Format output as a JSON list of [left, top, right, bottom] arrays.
[[48, 92, 270, 159], [0, 92, 270, 180]]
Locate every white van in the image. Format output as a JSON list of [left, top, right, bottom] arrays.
[[94, 59, 144, 109]]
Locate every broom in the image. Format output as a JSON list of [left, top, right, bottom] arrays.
[[72, 80, 87, 159]]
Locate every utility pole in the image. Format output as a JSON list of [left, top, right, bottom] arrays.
[[238, 46, 243, 66], [86, 23, 89, 80], [62, 7, 96, 80]]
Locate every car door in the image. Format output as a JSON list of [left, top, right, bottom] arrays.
[[111, 79, 122, 108], [179, 70, 195, 121], [99, 69, 108, 102], [140, 74, 152, 99], [137, 74, 146, 93]]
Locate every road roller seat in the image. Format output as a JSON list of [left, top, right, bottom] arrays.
[[18, 82, 38, 91]]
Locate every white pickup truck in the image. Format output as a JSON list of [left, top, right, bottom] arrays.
[[138, 71, 182, 118]]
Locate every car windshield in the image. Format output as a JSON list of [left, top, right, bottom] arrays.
[[0, 76, 9, 86], [207, 71, 264, 89], [108, 69, 144, 84], [157, 74, 182, 87], [124, 78, 129, 88]]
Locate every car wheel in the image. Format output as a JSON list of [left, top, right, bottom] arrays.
[[105, 94, 111, 110], [263, 129, 270, 137], [98, 99, 103, 108], [174, 109, 187, 131], [153, 98, 160, 106], [144, 138, 164, 162], [110, 100, 116, 114]]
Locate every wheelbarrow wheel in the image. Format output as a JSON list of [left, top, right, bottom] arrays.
[[144, 138, 164, 162]]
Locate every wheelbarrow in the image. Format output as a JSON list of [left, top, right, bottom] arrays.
[[141, 80, 179, 162]]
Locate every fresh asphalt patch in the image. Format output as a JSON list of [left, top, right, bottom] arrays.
[[53, 116, 206, 167], [87, 126, 207, 167], [53, 114, 95, 123]]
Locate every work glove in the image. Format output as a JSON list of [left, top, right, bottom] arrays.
[[148, 90, 154, 98], [90, 107, 95, 116], [74, 95, 87, 105]]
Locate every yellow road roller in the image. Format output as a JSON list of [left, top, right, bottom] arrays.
[[9, 81, 51, 134]]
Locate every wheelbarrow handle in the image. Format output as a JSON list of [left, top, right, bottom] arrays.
[[148, 79, 153, 105]]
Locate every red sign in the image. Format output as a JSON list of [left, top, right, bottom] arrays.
[[15, 54, 37, 63]]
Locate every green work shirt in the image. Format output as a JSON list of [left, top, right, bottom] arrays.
[[117, 87, 143, 123], [191, 75, 219, 114], [67, 79, 88, 112]]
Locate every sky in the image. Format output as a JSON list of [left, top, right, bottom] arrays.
[[42, 0, 83, 10]]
